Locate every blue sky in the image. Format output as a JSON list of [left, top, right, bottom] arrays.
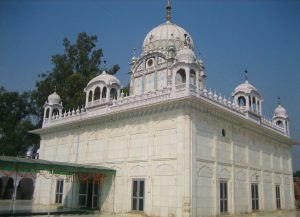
[[0, 0, 300, 170]]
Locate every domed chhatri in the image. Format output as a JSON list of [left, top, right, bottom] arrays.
[[47, 91, 61, 105], [274, 104, 288, 118], [232, 71, 263, 115], [175, 45, 196, 63], [272, 98, 289, 135], [233, 80, 260, 96], [143, 22, 194, 55], [86, 71, 120, 88], [43, 91, 63, 121], [84, 71, 121, 109]]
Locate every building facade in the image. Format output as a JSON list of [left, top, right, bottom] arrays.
[[32, 3, 295, 217]]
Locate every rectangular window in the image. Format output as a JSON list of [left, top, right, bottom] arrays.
[[132, 179, 145, 211], [220, 181, 228, 213], [78, 180, 99, 209], [276, 185, 281, 209], [79, 181, 87, 207], [55, 180, 64, 204], [251, 183, 259, 211]]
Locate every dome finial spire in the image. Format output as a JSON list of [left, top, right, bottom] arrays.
[[244, 70, 249, 83], [166, 0, 171, 22], [277, 97, 281, 105]]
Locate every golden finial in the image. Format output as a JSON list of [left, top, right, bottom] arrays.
[[166, 0, 171, 22]]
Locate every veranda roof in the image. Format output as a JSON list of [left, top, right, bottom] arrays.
[[0, 156, 115, 175]]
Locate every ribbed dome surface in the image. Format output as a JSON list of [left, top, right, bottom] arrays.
[[175, 46, 196, 63], [48, 92, 61, 105], [143, 21, 194, 54], [274, 104, 288, 118], [233, 80, 261, 96], [86, 71, 120, 88]]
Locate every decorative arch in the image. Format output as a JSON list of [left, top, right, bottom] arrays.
[[88, 90, 93, 102], [218, 168, 230, 179], [102, 86, 107, 98], [129, 165, 146, 176], [236, 169, 247, 181], [16, 178, 34, 200], [52, 108, 59, 117], [237, 96, 246, 106], [1, 177, 14, 199], [154, 164, 175, 175], [197, 165, 213, 178], [110, 88, 117, 100], [94, 86, 101, 100], [175, 69, 186, 84], [276, 120, 283, 127], [190, 69, 196, 85], [45, 108, 50, 118], [252, 96, 257, 110]]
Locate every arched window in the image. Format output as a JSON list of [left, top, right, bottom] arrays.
[[238, 96, 246, 106], [190, 70, 196, 85], [94, 87, 100, 100], [102, 86, 107, 98], [276, 120, 283, 127], [252, 97, 257, 110], [45, 108, 50, 118], [176, 69, 186, 84], [110, 88, 117, 100], [52, 108, 59, 117], [88, 91, 93, 102], [16, 178, 34, 200]]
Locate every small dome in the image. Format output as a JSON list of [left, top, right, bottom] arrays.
[[233, 80, 261, 97], [48, 92, 61, 105], [143, 21, 194, 54], [273, 104, 288, 118], [86, 71, 120, 88], [175, 46, 196, 63]]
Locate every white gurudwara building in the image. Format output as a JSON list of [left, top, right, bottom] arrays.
[[32, 2, 296, 217]]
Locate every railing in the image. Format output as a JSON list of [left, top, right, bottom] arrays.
[[261, 116, 285, 134], [43, 85, 287, 136]]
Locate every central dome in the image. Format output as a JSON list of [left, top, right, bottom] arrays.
[[143, 21, 194, 54]]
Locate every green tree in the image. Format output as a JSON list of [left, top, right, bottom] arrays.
[[32, 32, 120, 126], [0, 86, 39, 156], [294, 170, 300, 178]]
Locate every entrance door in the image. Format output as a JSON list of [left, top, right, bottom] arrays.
[[79, 179, 99, 209], [132, 179, 145, 211]]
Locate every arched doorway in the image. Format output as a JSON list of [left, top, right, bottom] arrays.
[[16, 178, 34, 200], [2, 177, 14, 199]]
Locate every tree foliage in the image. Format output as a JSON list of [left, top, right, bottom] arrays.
[[1, 32, 122, 156], [294, 171, 300, 178], [32, 32, 120, 125], [0, 86, 39, 156]]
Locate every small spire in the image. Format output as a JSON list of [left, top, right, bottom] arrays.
[[133, 48, 136, 57], [166, 0, 171, 22], [277, 97, 281, 105], [54, 86, 57, 92], [102, 60, 107, 74], [244, 70, 248, 81]]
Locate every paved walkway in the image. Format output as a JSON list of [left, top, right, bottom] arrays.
[[0, 200, 299, 217]]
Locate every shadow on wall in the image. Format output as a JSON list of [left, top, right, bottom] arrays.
[[62, 174, 113, 211]]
